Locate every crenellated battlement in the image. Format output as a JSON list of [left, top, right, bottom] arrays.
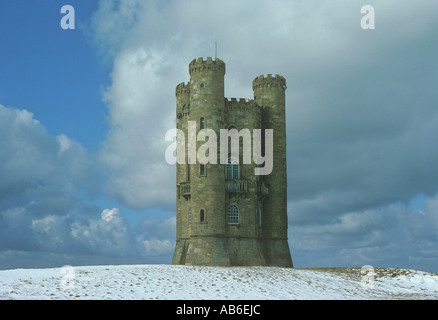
[[252, 74, 287, 90], [225, 97, 260, 118], [175, 82, 190, 97], [189, 57, 226, 75], [224, 97, 256, 107]]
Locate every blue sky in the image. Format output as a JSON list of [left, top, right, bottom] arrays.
[[1, 0, 438, 273], [0, 1, 109, 151]]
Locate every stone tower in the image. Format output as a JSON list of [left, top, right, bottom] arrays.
[[172, 57, 293, 267]]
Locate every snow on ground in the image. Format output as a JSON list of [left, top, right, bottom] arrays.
[[0, 264, 437, 300]]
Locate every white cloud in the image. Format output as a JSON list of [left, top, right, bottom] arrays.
[[3, 0, 438, 270], [90, 0, 438, 212], [71, 208, 135, 256], [0, 102, 175, 267], [57, 134, 73, 155], [101, 208, 121, 222], [0, 105, 99, 214], [69, 208, 175, 258], [97, 46, 178, 209], [86, 0, 438, 270]]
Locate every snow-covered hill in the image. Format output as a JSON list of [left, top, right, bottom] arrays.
[[0, 264, 437, 300]]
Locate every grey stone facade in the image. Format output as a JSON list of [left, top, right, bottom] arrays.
[[172, 57, 293, 267]]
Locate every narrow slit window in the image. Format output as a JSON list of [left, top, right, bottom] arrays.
[[200, 117, 205, 129], [200, 209, 205, 222], [258, 207, 262, 226]]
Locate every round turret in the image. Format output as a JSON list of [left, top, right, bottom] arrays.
[[176, 82, 190, 124], [253, 74, 291, 267], [252, 74, 286, 107], [186, 57, 228, 265]]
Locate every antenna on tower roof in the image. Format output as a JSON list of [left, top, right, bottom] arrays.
[[215, 41, 217, 60]]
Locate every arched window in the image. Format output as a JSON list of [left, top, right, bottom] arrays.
[[200, 209, 205, 222], [227, 205, 239, 224], [225, 158, 240, 179], [200, 117, 205, 129]]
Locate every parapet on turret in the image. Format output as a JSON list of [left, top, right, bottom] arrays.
[[189, 57, 226, 76], [252, 74, 287, 90], [175, 82, 190, 97]]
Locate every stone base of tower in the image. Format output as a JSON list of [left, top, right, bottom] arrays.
[[172, 237, 231, 266], [264, 238, 293, 268], [172, 239, 187, 265], [172, 237, 292, 267], [226, 237, 268, 266]]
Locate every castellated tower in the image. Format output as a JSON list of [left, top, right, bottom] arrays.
[[172, 57, 293, 267]]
